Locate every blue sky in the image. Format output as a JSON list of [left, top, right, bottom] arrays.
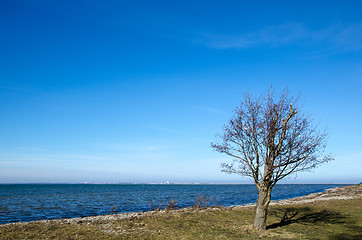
[[1, 0, 361, 183]]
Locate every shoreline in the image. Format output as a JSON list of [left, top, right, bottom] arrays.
[[1, 184, 360, 227], [234, 183, 361, 209]]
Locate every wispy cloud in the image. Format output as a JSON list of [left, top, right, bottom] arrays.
[[191, 105, 223, 115], [194, 23, 362, 54], [196, 23, 307, 49], [12, 147, 45, 152], [0, 153, 111, 165], [325, 23, 362, 52], [147, 125, 180, 135], [0, 86, 33, 94], [95, 141, 168, 153]]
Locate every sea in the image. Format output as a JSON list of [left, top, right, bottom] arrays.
[[0, 183, 348, 224]]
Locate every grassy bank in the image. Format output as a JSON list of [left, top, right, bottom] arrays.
[[1, 185, 361, 239]]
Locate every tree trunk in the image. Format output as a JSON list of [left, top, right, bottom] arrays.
[[253, 185, 271, 230]]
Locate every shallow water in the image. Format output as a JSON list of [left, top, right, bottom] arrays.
[[0, 184, 347, 224]]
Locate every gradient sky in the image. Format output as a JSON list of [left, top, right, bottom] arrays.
[[1, 0, 361, 184]]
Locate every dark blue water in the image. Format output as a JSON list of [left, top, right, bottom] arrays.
[[0, 184, 347, 224]]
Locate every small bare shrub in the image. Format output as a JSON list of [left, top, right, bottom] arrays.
[[164, 199, 179, 211], [150, 199, 180, 211], [149, 201, 163, 211], [193, 195, 219, 209]]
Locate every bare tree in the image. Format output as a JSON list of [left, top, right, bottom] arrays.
[[211, 88, 333, 230]]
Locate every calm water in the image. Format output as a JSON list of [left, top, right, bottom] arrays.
[[0, 184, 347, 224]]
